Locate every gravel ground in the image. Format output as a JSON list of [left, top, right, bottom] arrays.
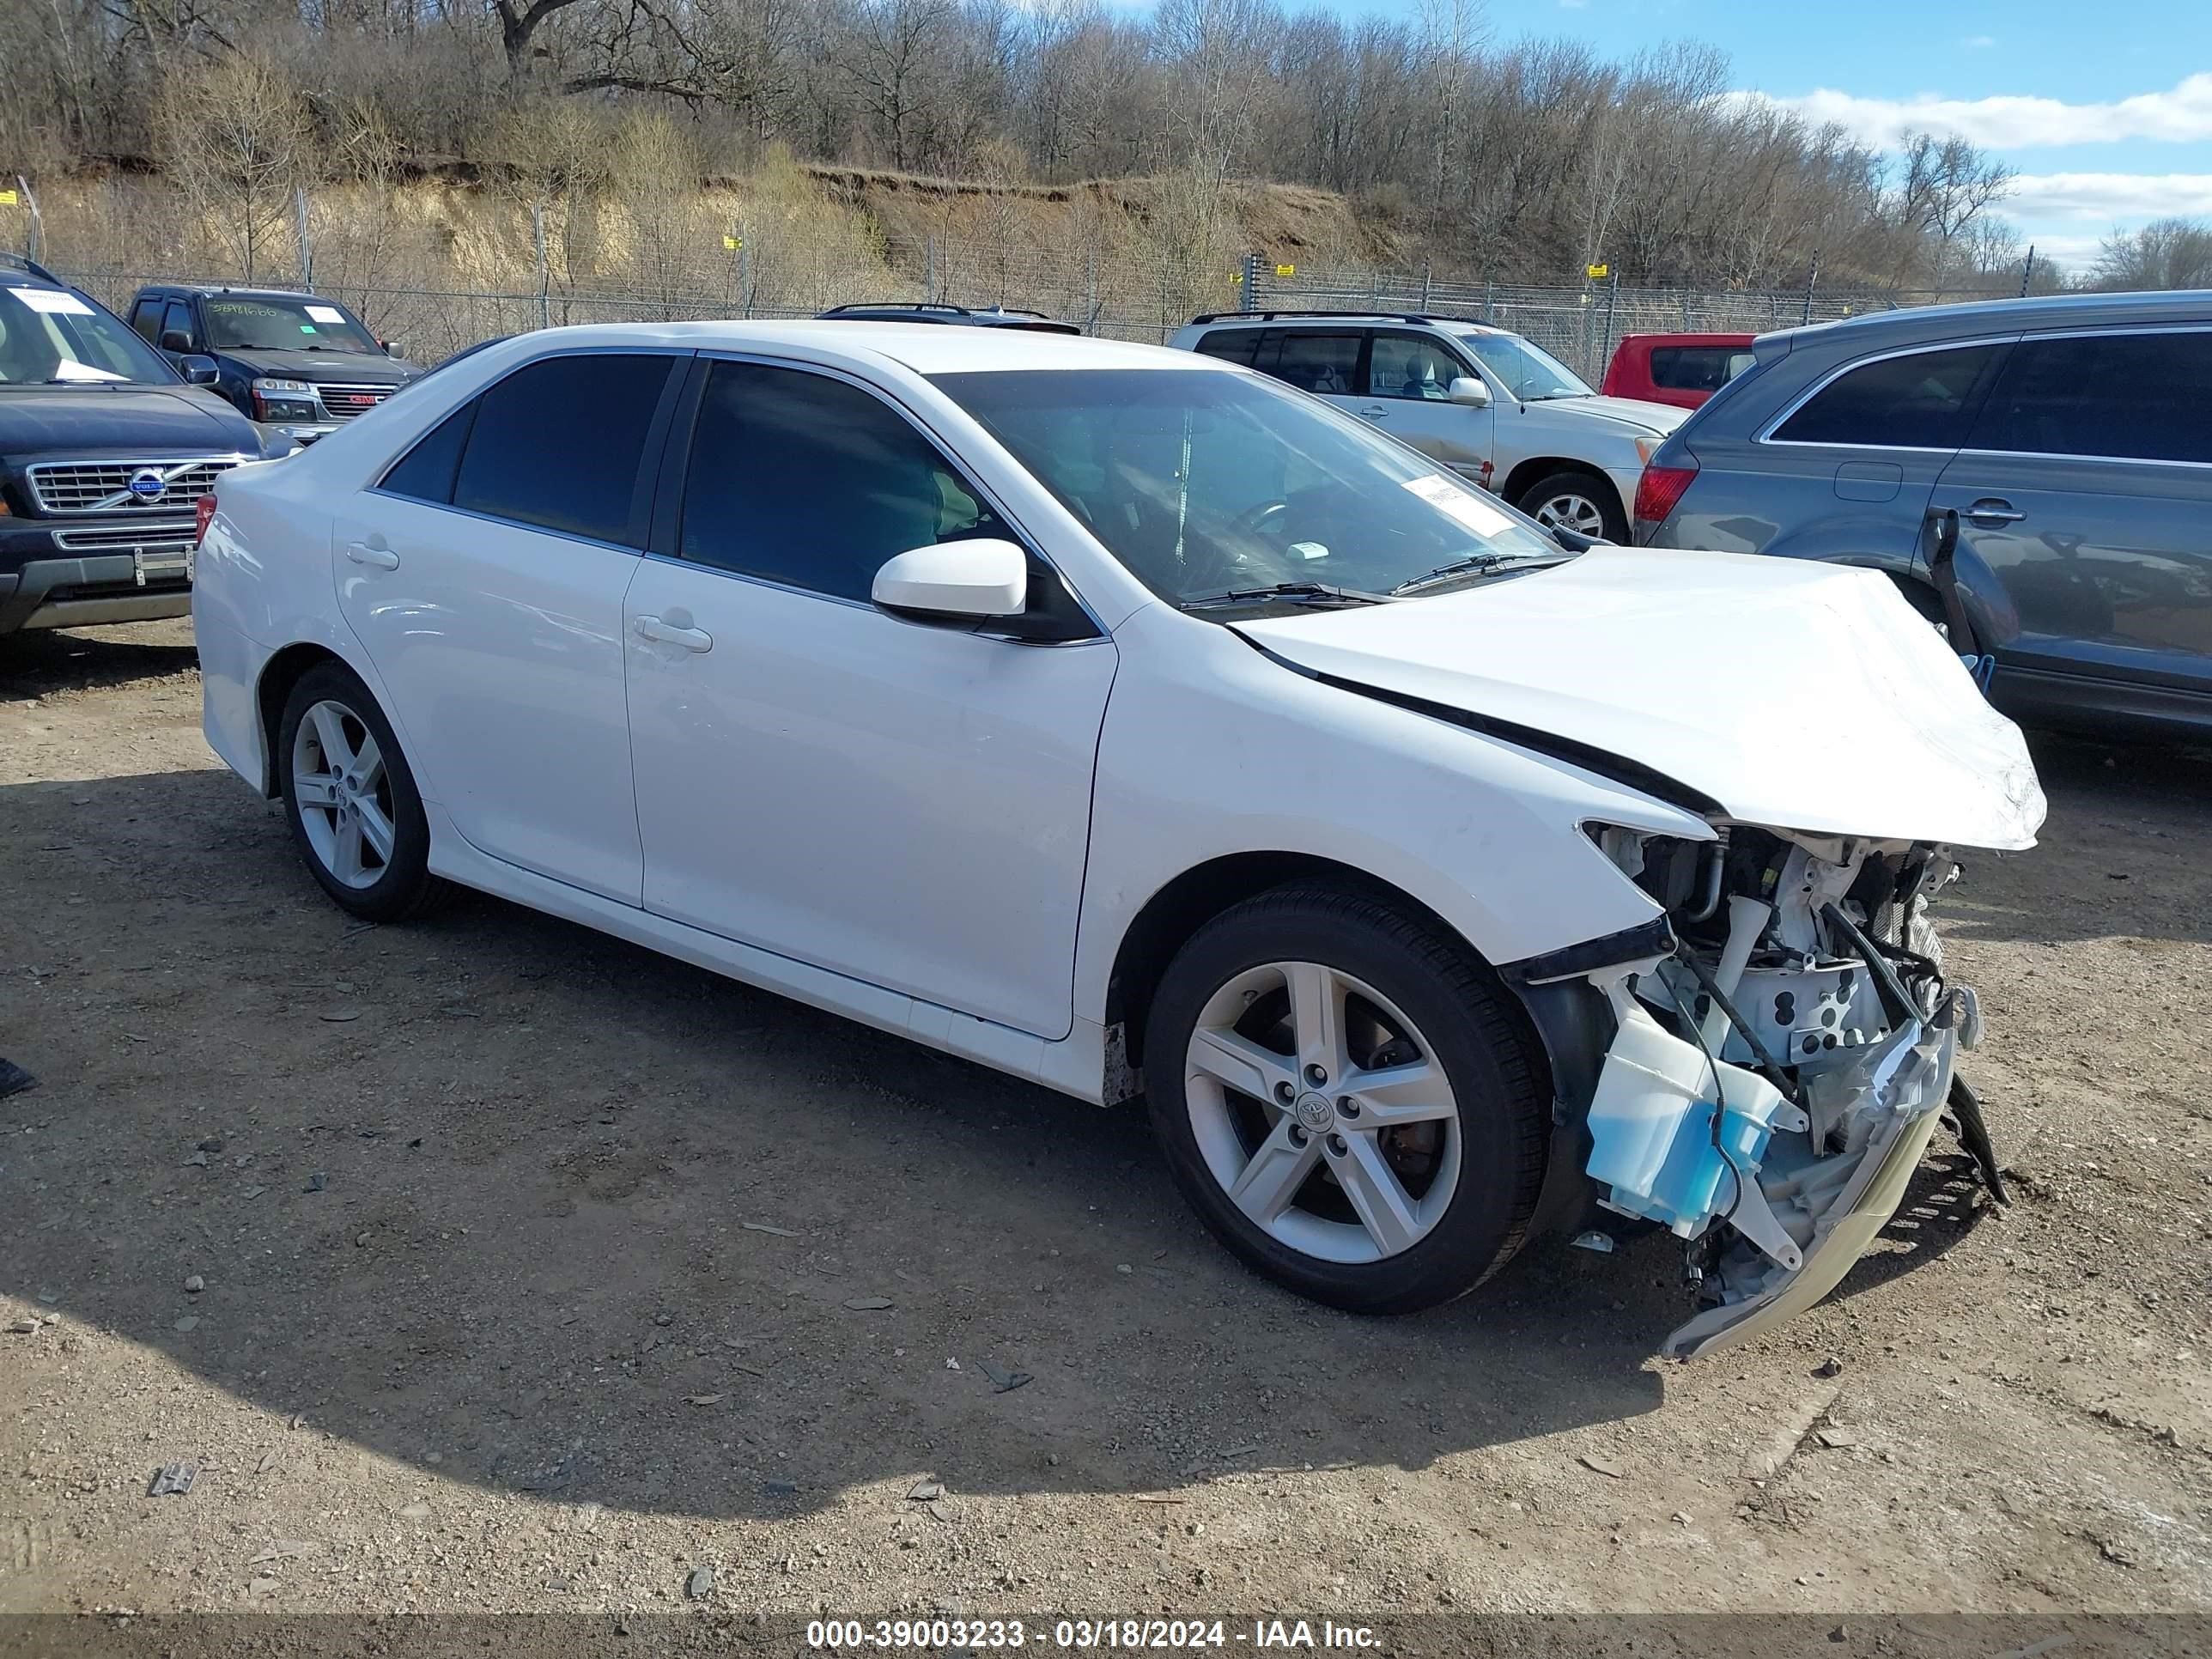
[[1, 620, 2207, 1631]]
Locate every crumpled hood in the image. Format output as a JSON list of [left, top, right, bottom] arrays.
[[1527, 393, 1687, 434], [1234, 547, 2046, 851], [222, 348, 410, 385]]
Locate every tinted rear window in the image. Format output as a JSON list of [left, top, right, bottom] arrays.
[[1649, 345, 1752, 392], [1193, 329, 1262, 367], [1969, 331, 2212, 465], [1271, 332, 1362, 394], [1771, 343, 2002, 449], [451, 353, 675, 545]]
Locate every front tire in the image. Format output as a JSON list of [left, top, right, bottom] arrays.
[[1516, 469, 1627, 543], [1143, 884, 1549, 1313], [276, 662, 449, 922]]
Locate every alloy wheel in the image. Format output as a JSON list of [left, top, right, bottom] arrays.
[[1182, 960, 1462, 1265], [1530, 490, 1608, 537], [290, 698, 396, 890]]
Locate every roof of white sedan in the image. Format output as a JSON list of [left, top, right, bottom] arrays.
[[499, 319, 1211, 377]]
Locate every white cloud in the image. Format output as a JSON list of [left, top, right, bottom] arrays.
[[1960, 34, 1995, 48], [2006, 171, 2212, 221], [1741, 71, 2212, 149]]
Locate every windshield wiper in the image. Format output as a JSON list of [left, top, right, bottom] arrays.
[[1389, 552, 1571, 595], [1181, 581, 1394, 611]]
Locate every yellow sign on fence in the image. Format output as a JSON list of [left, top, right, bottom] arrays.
[[1274, 263, 1296, 278], [722, 235, 742, 251], [0, 190, 17, 206], [1586, 262, 1610, 279]]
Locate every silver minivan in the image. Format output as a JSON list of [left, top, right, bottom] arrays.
[[1169, 310, 1685, 542], [1639, 289, 2212, 741]]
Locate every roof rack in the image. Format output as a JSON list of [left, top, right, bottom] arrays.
[[1186, 308, 1462, 326], [819, 301, 1062, 321], [0, 250, 63, 286]]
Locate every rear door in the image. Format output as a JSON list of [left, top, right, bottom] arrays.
[[1268, 330, 1366, 416], [333, 349, 686, 904], [1355, 329, 1491, 479], [1933, 325, 2212, 700]]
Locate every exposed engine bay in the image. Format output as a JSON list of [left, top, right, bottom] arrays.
[[1580, 824, 1994, 1359]]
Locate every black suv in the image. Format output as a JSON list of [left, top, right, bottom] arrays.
[[126, 283, 418, 443], [815, 301, 1080, 334], [0, 258, 292, 637]]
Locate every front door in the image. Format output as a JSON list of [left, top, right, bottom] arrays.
[[624, 357, 1116, 1039], [334, 349, 685, 904], [1933, 326, 2212, 696], [1356, 329, 1492, 481]]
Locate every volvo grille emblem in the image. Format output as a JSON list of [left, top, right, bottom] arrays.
[[126, 469, 167, 501]]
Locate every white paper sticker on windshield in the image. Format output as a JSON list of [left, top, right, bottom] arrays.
[[50, 359, 127, 381], [15, 288, 94, 315], [305, 305, 346, 324], [1402, 472, 1511, 538]]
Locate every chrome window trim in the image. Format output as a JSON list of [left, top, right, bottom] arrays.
[[1753, 333, 2018, 447]]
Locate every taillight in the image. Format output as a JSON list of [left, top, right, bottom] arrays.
[[194, 493, 217, 546], [1633, 458, 1698, 532]]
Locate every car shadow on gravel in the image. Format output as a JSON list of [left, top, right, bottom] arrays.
[[0, 624, 199, 701], [0, 766, 1984, 1525]]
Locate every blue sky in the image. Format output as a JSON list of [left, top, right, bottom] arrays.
[[1310, 0, 2212, 271]]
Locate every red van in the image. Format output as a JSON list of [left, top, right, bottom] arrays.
[[1600, 332, 1755, 410]]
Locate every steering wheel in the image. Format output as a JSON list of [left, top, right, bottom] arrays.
[[1234, 500, 1292, 538]]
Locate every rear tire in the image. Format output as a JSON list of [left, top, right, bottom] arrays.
[[1516, 469, 1627, 543], [1142, 883, 1549, 1314], [276, 661, 451, 922]]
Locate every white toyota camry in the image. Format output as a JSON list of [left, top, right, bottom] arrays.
[[193, 322, 2047, 1358]]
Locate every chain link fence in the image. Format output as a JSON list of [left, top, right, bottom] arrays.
[[44, 214, 1997, 375]]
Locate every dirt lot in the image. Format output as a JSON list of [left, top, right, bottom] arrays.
[[1, 621, 2208, 1634]]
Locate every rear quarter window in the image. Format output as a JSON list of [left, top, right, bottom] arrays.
[[1193, 330, 1262, 367]]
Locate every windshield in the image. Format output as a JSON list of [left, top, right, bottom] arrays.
[[1452, 330, 1594, 401], [202, 295, 379, 353], [931, 368, 1565, 609], [0, 284, 177, 386]]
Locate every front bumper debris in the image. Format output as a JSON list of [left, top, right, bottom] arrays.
[[1661, 1003, 1960, 1358]]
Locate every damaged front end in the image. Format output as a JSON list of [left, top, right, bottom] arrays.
[[1541, 826, 1988, 1359]]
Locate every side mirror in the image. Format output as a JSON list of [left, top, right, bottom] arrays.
[[1448, 376, 1491, 408], [872, 538, 1028, 620], [159, 329, 193, 355], [180, 355, 220, 386], [382, 339, 404, 358]]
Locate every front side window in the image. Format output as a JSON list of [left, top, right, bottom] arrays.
[[201, 295, 380, 354], [1771, 343, 2002, 449], [1367, 331, 1470, 401], [1270, 332, 1361, 395], [679, 361, 1002, 603], [933, 367, 1563, 611], [0, 284, 179, 386], [1452, 330, 1592, 401], [1969, 331, 2212, 466], [450, 353, 677, 546]]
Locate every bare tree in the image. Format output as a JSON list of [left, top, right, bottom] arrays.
[[2093, 217, 2212, 290], [155, 52, 317, 279]]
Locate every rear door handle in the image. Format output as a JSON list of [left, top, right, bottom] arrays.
[[343, 541, 399, 569], [1963, 499, 2025, 526], [635, 614, 713, 653], [1358, 404, 1388, 418]]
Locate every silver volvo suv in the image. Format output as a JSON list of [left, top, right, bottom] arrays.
[[1169, 310, 1686, 542]]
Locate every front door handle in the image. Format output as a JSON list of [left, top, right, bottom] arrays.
[[635, 614, 713, 653], [1963, 499, 2025, 526], [1358, 404, 1388, 419], [343, 540, 399, 569]]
